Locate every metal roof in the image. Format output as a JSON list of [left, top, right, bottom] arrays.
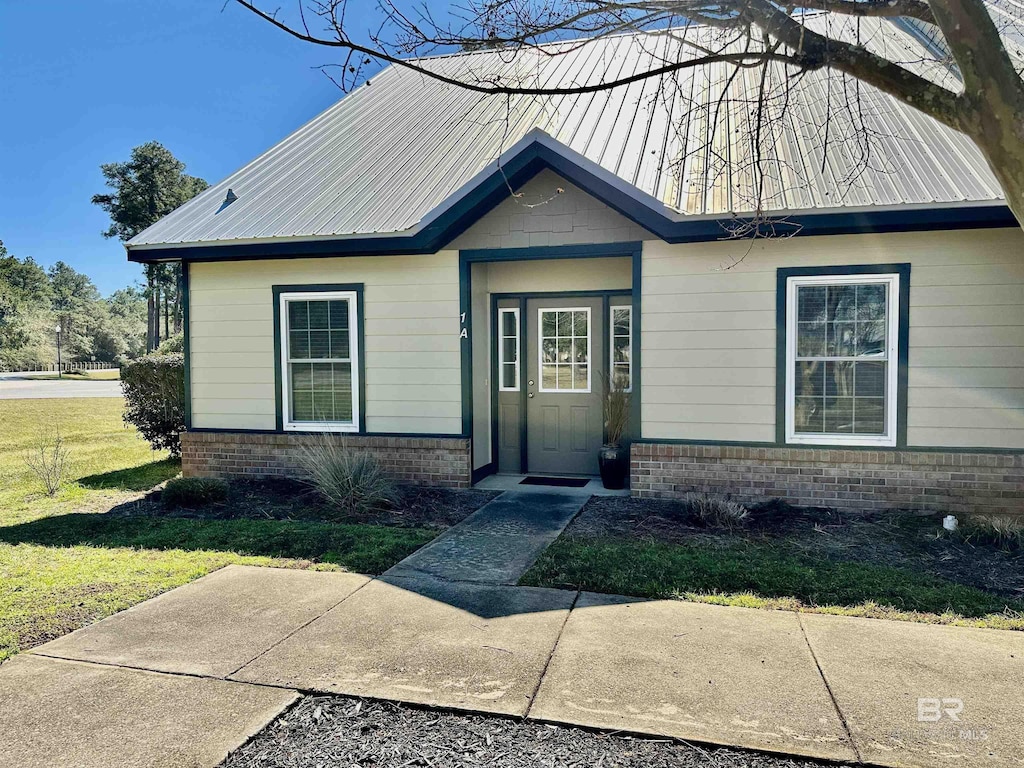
[[129, 15, 1007, 251]]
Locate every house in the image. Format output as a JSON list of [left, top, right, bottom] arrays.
[[127, 22, 1024, 514]]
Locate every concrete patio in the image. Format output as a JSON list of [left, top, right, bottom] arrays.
[[5, 562, 1024, 768]]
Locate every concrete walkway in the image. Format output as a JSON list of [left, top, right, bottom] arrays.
[[4, 491, 1024, 767]]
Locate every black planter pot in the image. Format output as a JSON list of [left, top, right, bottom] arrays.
[[598, 443, 629, 490]]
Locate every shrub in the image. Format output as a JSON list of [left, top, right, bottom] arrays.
[[155, 333, 184, 354], [961, 514, 1024, 550], [122, 353, 185, 456], [683, 493, 749, 530], [296, 436, 399, 519], [162, 477, 229, 508], [24, 426, 72, 496]]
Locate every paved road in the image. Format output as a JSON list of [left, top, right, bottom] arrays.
[[0, 372, 122, 399]]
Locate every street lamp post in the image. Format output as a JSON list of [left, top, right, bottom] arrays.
[[55, 324, 62, 379]]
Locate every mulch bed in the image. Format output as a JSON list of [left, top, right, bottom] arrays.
[[221, 694, 851, 768], [566, 496, 1024, 600], [112, 478, 499, 530]]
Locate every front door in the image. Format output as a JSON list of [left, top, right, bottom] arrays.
[[524, 297, 604, 475]]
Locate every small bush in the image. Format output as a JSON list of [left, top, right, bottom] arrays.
[[122, 353, 185, 456], [155, 334, 184, 354], [24, 426, 72, 496], [162, 477, 229, 508], [683, 493, 749, 530], [296, 436, 399, 519], [961, 514, 1024, 550]]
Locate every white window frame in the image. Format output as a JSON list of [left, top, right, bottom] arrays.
[[538, 306, 592, 393], [610, 304, 633, 393], [498, 307, 520, 392], [279, 290, 360, 433], [785, 273, 899, 447]]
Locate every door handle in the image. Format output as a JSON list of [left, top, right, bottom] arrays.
[[528, 393, 534, 398]]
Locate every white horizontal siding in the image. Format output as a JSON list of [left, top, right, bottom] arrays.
[[641, 227, 1024, 449], [189, 252, 460, 433]]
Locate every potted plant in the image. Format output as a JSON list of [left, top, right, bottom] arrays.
[[598, 373, 630, 489]]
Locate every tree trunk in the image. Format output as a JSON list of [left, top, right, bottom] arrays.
[[146, 283, 156, 353], [153, 284, 162, 349], [173, 264, 183, 335]]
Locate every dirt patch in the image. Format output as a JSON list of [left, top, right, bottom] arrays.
[[112, 478, 499, 531], [569, 496, 1024, 600], [221, 694, 851, 768]]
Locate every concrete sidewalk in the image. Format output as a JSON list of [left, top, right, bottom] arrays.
[[7, 563, 1024, 768]]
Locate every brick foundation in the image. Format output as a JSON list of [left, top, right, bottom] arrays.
[[181, 431, 472, 488], [631, 443, 1024, 514]]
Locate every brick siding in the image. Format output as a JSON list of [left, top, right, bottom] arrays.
[[631, 443, 1024, 515], [181, 431, 472, 488]]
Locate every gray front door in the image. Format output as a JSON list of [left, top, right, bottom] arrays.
[[525, 297, 604, 475]]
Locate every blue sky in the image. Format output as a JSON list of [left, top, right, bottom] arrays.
[[0, 0, 383, 295]]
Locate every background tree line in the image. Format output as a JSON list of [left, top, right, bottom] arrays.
[[0, 241, 146, 370]]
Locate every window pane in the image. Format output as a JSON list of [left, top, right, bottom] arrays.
[[613, 336, 630, 363], [828, 322, 857, 357], [289, 330, 310, 359], [574, 364, 589, 389], [557, 365, 573, 389], [824, 397, 854, 433], [308, 301, 330, 330], [329, 300, 349, 330], [612, 364, 630, 390], [502, 311, 517, 337], [291, 362, 312, 390], [311, 363, 333, 389], [556, 311, 570, 336], [541, 339, 556, 363], [502, 338, 517, 363], [573, 338, 588, 363], [288, 301, 309, 330], [794, 397, 823, 433], [855, 361, 886, 398], [798, 286, 826, 322], [857, 284, 886, 319], [796, 322, 825, 357], [330, 330, 350, 359], [332, 363, 353, 421], [859, 319, 886, 356], [825, 361, 855, 397], [309, 330, 330, 358], [794, 361, 824, 398], [573, 311, 588, 336], [542, 364, 558, 389], [854, 398, 886, 434], [613, 308, 630, 335], [502, 363, 516, 389], [557, 338, 571, 362], [542, 312, 556, 336], [291, 391, 313, 421], [311, 391, 334, 421], [830, 285, 857, 321]]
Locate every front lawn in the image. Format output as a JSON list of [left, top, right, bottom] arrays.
[[0, 398, 442, 662], [521, 497, 1024, 631]]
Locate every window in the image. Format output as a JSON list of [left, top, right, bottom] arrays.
[[498, 308, 520, 391], [610, 305, 632, 391], [539, 307, 591, 392], [279, 290, 359, 431], [785, 272, 900, 446]]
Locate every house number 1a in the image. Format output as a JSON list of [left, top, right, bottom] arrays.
[[460, 312, 468, 339]]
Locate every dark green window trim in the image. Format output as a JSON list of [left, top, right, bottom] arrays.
[[775, 264, 911, 447], [272, 283, 367, 433]]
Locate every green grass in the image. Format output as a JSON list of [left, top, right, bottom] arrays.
[[20, 369, 120, 381], [521, 537, 1024, 631], [0, 398, 437, 662]]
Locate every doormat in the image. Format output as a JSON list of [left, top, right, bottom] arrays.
[[520, 476, 590, 488]]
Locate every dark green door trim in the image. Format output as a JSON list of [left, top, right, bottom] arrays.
[[460, 242, 644, 472], [272, 283, 367, 433], [775, 263, 911, 448]]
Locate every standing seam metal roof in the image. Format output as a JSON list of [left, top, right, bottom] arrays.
[[128, 15, 1007, 249]]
